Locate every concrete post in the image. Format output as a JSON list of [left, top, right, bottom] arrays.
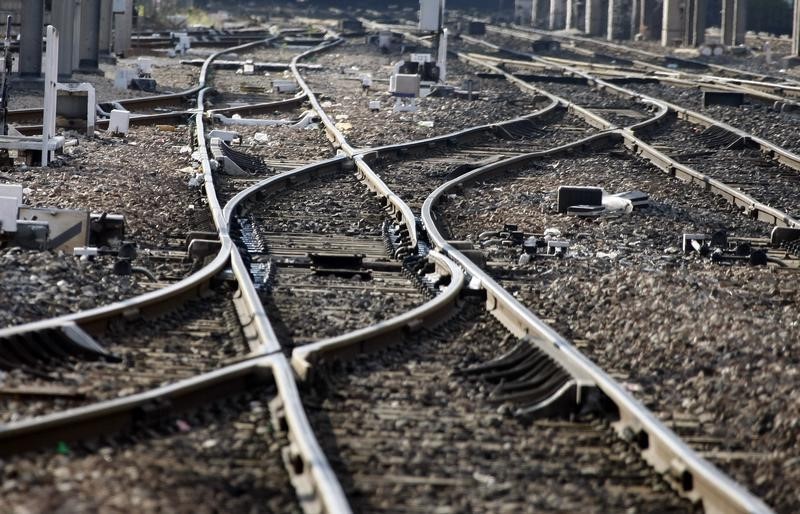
[[51, 0, 79, 79], [43, 26, 59, 167], [532, 0, 551, 28], [515, 0, 534, 25], [608, 0, 632, 40], [113, 0, 133, 57], [98, 0, 113, 58], [549, 0, 567, 30], [566, 0, 575, 29], [73, 1, 82, 71], [683, 0, 706, 47], [733, 0, 746, 46], [19, 0, 44, 78], [638, 0, 661, 39], [585, 0, 606, 36], [79, 0, 100, 71], [793, 0, 800, 57], [629, 0, 640, 39], [661, 0, 683, 46], [575, 0, 587, 31]]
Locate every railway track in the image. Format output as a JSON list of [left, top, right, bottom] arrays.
[[290, 17, 775, 514], [231, 166, 430, 349], [452, 31, 800, 227], [364, 108, 597, 211], [0, 9, 794, 513], [303, 300, 694, 513], [619, 79, 800, 153], [0, 27, 351, 514], [425, 131, 799, 512], [202, 38, 333, 205], [1, 282, 249, 424], [486, 24, 800, 87], [0, 382, 303, 513], [299, 40, 547, 148]]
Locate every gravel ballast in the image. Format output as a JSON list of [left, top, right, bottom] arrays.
[[436, 147, 798, 512], [304, 301, 693, 513]]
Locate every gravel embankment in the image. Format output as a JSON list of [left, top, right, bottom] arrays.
[[243, 171, 427, 347], [624, 81, 800, 153], [304, 301, 693, 512], [437, 149, 798, 512], [0, 126, 210, 247], [0, 386, 301, 514], [301, 42, 546, 147], [0, 250, 146, 327]]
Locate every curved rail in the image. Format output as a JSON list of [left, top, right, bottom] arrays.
[[1, 33, 354, 514], [358, 17, 779, 512], [292, 250, 464, 379], [496, 24, 798, 87], [459, 36, 800, 227], [419, 134, 773, 514], [289, 37, 425, 251]]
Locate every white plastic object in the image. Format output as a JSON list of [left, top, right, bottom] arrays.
[[390, 74, 420, 97], [114, 68, 136, 90], [419, 0, 442, 31], [0, 196, 18, 232], [109, 109, 130, 135], [137, 57, 153, 75], [0, 184, 23, 206]]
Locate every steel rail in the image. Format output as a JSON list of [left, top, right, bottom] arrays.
[[1, 34, 353, 514], [200, 37, 353, 514], [459, 38, 800, 226], [494, 23, 799, 86], [0, 355, 273, 456], [291, 250, 464, 379], [419, 134, 774, 514], [6, 34, 283, 126], [289, 37, 425, 250], [358, 17, 779, 512], [476, 45, 800, 109], [0, 350, 348, 514], [207, 93, 309, 117], [357, 101, 563, 157], [0, 37, 282, 360], [494, 23, 800, 98]]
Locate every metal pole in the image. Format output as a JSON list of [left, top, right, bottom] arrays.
[[20, 0, 45, 78], [79, 0, 101, 71]]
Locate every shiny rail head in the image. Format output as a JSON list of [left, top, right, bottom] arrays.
[[291, 250, 464, 381]]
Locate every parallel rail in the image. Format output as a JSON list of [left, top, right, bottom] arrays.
[[419, 135, 774, 514], [0, 34, 352, 514], [459, 34, 800, 228], [0, 16, 788, 514], [360, 18, 778, 514]]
